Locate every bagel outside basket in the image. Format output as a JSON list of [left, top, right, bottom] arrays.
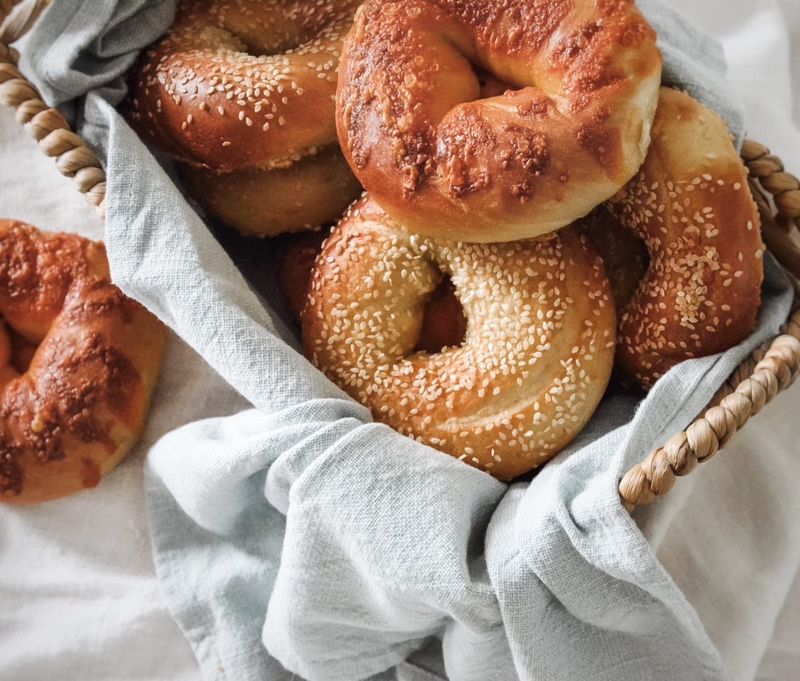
[[1, 0, 799, 515]]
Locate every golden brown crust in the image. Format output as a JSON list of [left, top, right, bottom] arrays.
[[127, 0, 360, 172], [0, 221, 166, 504], [179, 146, 362, 237], [303, 198, 616, 480], [336, 0, 662, 242], [608, 88, 765, 388]]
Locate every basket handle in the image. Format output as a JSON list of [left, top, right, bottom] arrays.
[[0, 0, 106, 214], [619, 146, 800, 511]]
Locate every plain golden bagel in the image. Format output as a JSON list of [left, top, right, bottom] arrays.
[[0, 221, 166, 504], [179, 147, 362, 237], [607, 88, 764, 388], [303, 198, 616, 480], [128, 0, 361, 172], [336, 0, 663, 242]]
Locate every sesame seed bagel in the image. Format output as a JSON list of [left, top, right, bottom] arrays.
[[303, 198, 616, 480], [178, 146, 362, 237], [0, 221, 167, 504], [128, 0, 361, 172], [336, 0, 663, 243], [607, 88, 764, 388]]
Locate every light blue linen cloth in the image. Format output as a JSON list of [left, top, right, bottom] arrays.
[[22, 1, 792, 679]]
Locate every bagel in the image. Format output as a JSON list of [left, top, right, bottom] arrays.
[[336, 0, 662, 242], [128, 0, 361, 171], [127, 0, 363, 238], [607, 88, 764, 388], [179, 147, 362, 237], [303, 198, 616, 480], [0, 324, 38, 386], [0, 221, 166, 504]]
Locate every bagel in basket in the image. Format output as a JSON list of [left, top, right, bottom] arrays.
[[302, 198, 617, 480], [127, 0, 363, 237], [0, 220, 166, 504], [336, 0, 663, 242], [606, 88, 765, 388]]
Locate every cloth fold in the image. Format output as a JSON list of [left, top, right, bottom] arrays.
[[20, 1, 795, 680]]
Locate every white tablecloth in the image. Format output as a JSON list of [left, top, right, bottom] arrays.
[[0, 94, 248, 680], [0, 0, 798, 679]]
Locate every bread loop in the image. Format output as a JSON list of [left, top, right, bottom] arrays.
[[129, 0, 361, 171], [337, 0, 662, 242], [607, 88, 765, 388], [303, 198, 616, 480], [0, 221, 166, 504]]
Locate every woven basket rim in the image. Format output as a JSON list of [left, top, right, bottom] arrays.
[[1, 0, 799, 511]]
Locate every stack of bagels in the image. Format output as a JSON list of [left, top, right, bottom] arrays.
[[127, 0, 765, 481]]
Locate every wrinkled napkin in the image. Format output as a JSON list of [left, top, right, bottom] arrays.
[[21, 1, 795, 679]]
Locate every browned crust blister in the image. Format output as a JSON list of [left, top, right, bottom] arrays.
[[0, 221, 166, 504]]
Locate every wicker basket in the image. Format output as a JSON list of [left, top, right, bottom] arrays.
[[2, 0, 799, 512]]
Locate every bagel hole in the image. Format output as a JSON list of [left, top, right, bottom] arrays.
[[8, 326, 37, 374], [474, 66, 514, 100], [581, 206, 650, 311], [272, 228, 331, 326], [238, 35, 296, 58], [414, 277, 467, 354], [220, 15, 312, 58], [0, 322, 37, 386]]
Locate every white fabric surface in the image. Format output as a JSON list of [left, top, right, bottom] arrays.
[[0, 107, 248, 680], [0, 0, 798, 680]]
